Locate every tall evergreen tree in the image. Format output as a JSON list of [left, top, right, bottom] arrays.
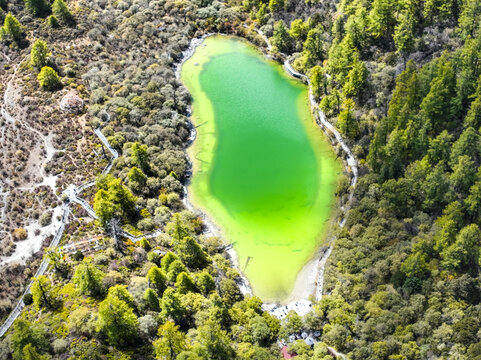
[[0, 13, 24, 43], [30, 39, 49, 69], [52, 0, 73, 24], [96, 296, 139, 346], [271, 20, 291, 53], [24, 0, 50, 17], [73, 261, 105, 296]]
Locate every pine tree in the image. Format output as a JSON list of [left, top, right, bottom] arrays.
[[31, 275, 57, 311], [268, 0, 284, 13], [368, 0, 397, 39], [465, 75, 481, 129], [394, 13, 415, 64], [345, 7, 369, 49], [37, 66, 62, 90], [147, 265, 167, 296], [337, 98, 358, 139], [52, 0, 73, 24], [128, 166, 147, 192], [176, 236, 209, 269], [22, 344, 48, 360], [24, 0, 50, 17], [343, 57, 368, 100], [30, 39, 49, 69], [271, 20, 291, 53], [420, 58, 457, 134], [160, 288, 187, 325], [47, 14, 59, 28], [131, 142, 149, 172], [144, 288, 160, 311], [458, 0, 481, 38], [302, 28, 325, 67], [93, 189, 115, 225], [96, 296, 139, 346], [196, 271, 216, 295], [0, 13, 24, 43], [73, 261, 105, 296], [11, 320, 48, 360], [175, 272, 197, 294], [310, 65, 326, 100], [153, 321, 187, 360]]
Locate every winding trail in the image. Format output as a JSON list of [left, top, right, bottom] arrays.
[[0, 70, 163, 337], [0, 31, 358, 355], [283, 59, 358, 300], [175, 32, 353, 358], [175, 31, 358, 323]]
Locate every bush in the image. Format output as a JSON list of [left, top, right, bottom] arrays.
[[30, 39, 48, 68], [39, 211, 52, 226], [12, 228, 27, 240], [37, 66, 62, 90], [23, 293, 33, 305], [47, 15, 59, 28]]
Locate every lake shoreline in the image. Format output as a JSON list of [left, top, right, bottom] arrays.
[[176, 32, 348, 309]]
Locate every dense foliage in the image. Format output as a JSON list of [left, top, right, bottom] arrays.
[[256, 0, 481, 358], [3, 0, 481, 358]]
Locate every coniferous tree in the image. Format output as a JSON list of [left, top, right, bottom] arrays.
[[394, 13, 415, 64], [30, 39, 49, 69], [31, 275, 57, 311], [175, 272, 196, 294], [47, 14, 59, 28], [343, 57, 368, 100], [176, 236, 209, 269], [458, 0, 481, 38], [368, 0, 397, 39], [0, 13, 24, 43], [52, 0, 73, 24], [153, 321, 187, 360], [24, 0, 50, 17], [10, 320, 48, 360], [268, 0, 283, 13], [338, 98, 358, 139], [73, 261, 105, 296], [37, 66, 62, 90], [96, 296, 139, 346], [144, 288, 160, 311], [302, 28, 325, 66], [147, 265, 167, 296], [310, 65, 326, 100], [271, 20, 291, 53], [22, 344, 48, 360]]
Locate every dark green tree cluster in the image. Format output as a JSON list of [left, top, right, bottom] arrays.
[[300, 1, 481, 358], [3, 214, 281, 358], [93, 174, 137, 225], [23, 0, 73, 23]]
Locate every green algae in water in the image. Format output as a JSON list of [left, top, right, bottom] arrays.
[[181, 36, 341, 302]]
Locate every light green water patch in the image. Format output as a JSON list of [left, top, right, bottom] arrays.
[[181, 36, 341, 302]]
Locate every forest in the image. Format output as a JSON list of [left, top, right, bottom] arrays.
[[0, 0, 480, 358]]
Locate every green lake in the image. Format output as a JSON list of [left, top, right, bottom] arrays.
[[181, 36, 341, 302]]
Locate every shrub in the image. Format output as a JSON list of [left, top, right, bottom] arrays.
[[23, 293, 33, 305], [47, 15, 59, 28], [37, 66, 62, 90], [39, 211, 52, 227], [12, 228, 28, 240]]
